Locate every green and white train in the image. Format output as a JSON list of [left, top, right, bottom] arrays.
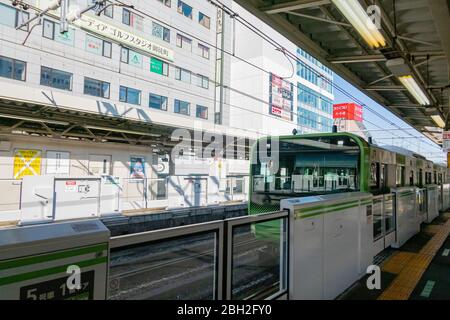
[[249, 133, 450, 253]]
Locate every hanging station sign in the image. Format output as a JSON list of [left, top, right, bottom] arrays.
[[269, 73, 294, 121], [73, 14, 174, 61]]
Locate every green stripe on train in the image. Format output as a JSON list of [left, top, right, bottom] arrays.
[[0, 256, 107, 286], [0, 243, 107, 271]]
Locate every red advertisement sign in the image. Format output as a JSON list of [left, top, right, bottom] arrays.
[[333, 103, 363, 121]]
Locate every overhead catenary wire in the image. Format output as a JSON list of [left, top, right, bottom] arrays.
[[209, 0, 442, 150], [7, 0, 444, 159]]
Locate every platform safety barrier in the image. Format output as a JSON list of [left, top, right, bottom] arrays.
[[108, 211, 288, 300]]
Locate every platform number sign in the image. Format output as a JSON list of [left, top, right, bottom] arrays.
[[20, 271, 95, 300]]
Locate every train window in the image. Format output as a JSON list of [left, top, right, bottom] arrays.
[[380, 164, 387, 190], [250, 135, 361, 212], [396, 166, 405, 187], [370, 162, 379, 190]]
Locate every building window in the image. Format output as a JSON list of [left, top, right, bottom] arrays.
[[196, 105, 208, 119], [0, 56, 26, 81], [84, 77, 110, 98], [157, 0, 171, 7], [121, 47, 129, 63], [198, 43, 210, 59], [88, 0, 113, 17], [177, 0, 193, 19], [198, 12, 210, 29], [175, 67, 191, 83], [120, 86, 141, 105], [102, 1, 113, 17], [176, 34, 192, 51], [120, 47, 142, 67], [40, 66, 72, 91], [149, 93, 168, 110], [0, 3, 29, 30], [42, 19, 55, 39], [122, 8, 130, 25], [122, 8, 143, 31], [174, 99, 190, 115], [86, 34, 112, 58], [152, 22, 170, 43], [150, 57, 169, 76], [196, 74, 209, 89]]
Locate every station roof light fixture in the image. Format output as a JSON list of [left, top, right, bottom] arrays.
[[430, 114, 445, 129], [398, 75, 431, 106], [331, 0, 386, 49]]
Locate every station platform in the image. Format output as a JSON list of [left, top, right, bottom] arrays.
[[340, 212, 450, 300]]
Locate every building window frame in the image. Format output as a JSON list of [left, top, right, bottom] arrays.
[[198, 12, 210, 29], [149, 93, 168, 111], [119, 85, 141, 105], [175, 67, 191, 83], [40, 66, 73, 91], [174, 99, 190, 115], [0, 55, 26, 81], [198, 43, 210, 59], [84, 77, 111, 99], [42, 18, 55, 40], [196, 105, 208, 119], [196, 74, 209, 89], [152, 22, 171, 43], [177, 0, 193, 19], [176, 34, 192, 51]]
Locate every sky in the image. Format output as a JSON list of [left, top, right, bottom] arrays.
[[333, 75, 446, 164], [231, 2, 446, 164]]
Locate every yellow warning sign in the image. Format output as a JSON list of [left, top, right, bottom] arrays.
[[13, 149, 42, 180]]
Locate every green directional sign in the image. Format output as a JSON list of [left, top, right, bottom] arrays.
[[150, 57, 163, 75]]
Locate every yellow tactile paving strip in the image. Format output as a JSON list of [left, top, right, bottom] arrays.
[[378, 218, 450, 300]]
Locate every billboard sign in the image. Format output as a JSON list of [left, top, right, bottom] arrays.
[[269, 73, 293, 121], [333, 103, 363, 122], [443, 131, 450, 151]]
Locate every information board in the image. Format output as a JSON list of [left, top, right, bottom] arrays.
[[269, 73, 293, 121]]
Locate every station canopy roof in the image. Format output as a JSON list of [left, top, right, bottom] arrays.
[[235, 0, 450, 145]]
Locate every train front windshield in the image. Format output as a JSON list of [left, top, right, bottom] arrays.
[[250, 135, 361, 213]]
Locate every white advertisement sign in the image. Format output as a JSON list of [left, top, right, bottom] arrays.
[[73, 14, 174, 61]]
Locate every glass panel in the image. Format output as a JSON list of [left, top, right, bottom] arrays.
[[84, 78, 103, 97], [109, 231, 218, 300], [250, 136, 360, 212], [40, 67, 72, 91], [119, 86, 127, 102], [373, 198, 383, 240], [120, 47, 129, 63], [0, 3, 17, 27], [196, 105, 207, 119], [13, 60, 26, 80], [0, 56, 13, 79], [42, 19, 54, 39], [126, 87, 141, 105], [384, 195, 395, 233], [175, 100, 190, 115], [149, 94, 167, 110], [177, 0, 192, 19], [231, 217, 288, 300], [122, 8, 130, 25], [103, 41, 112, 58]]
